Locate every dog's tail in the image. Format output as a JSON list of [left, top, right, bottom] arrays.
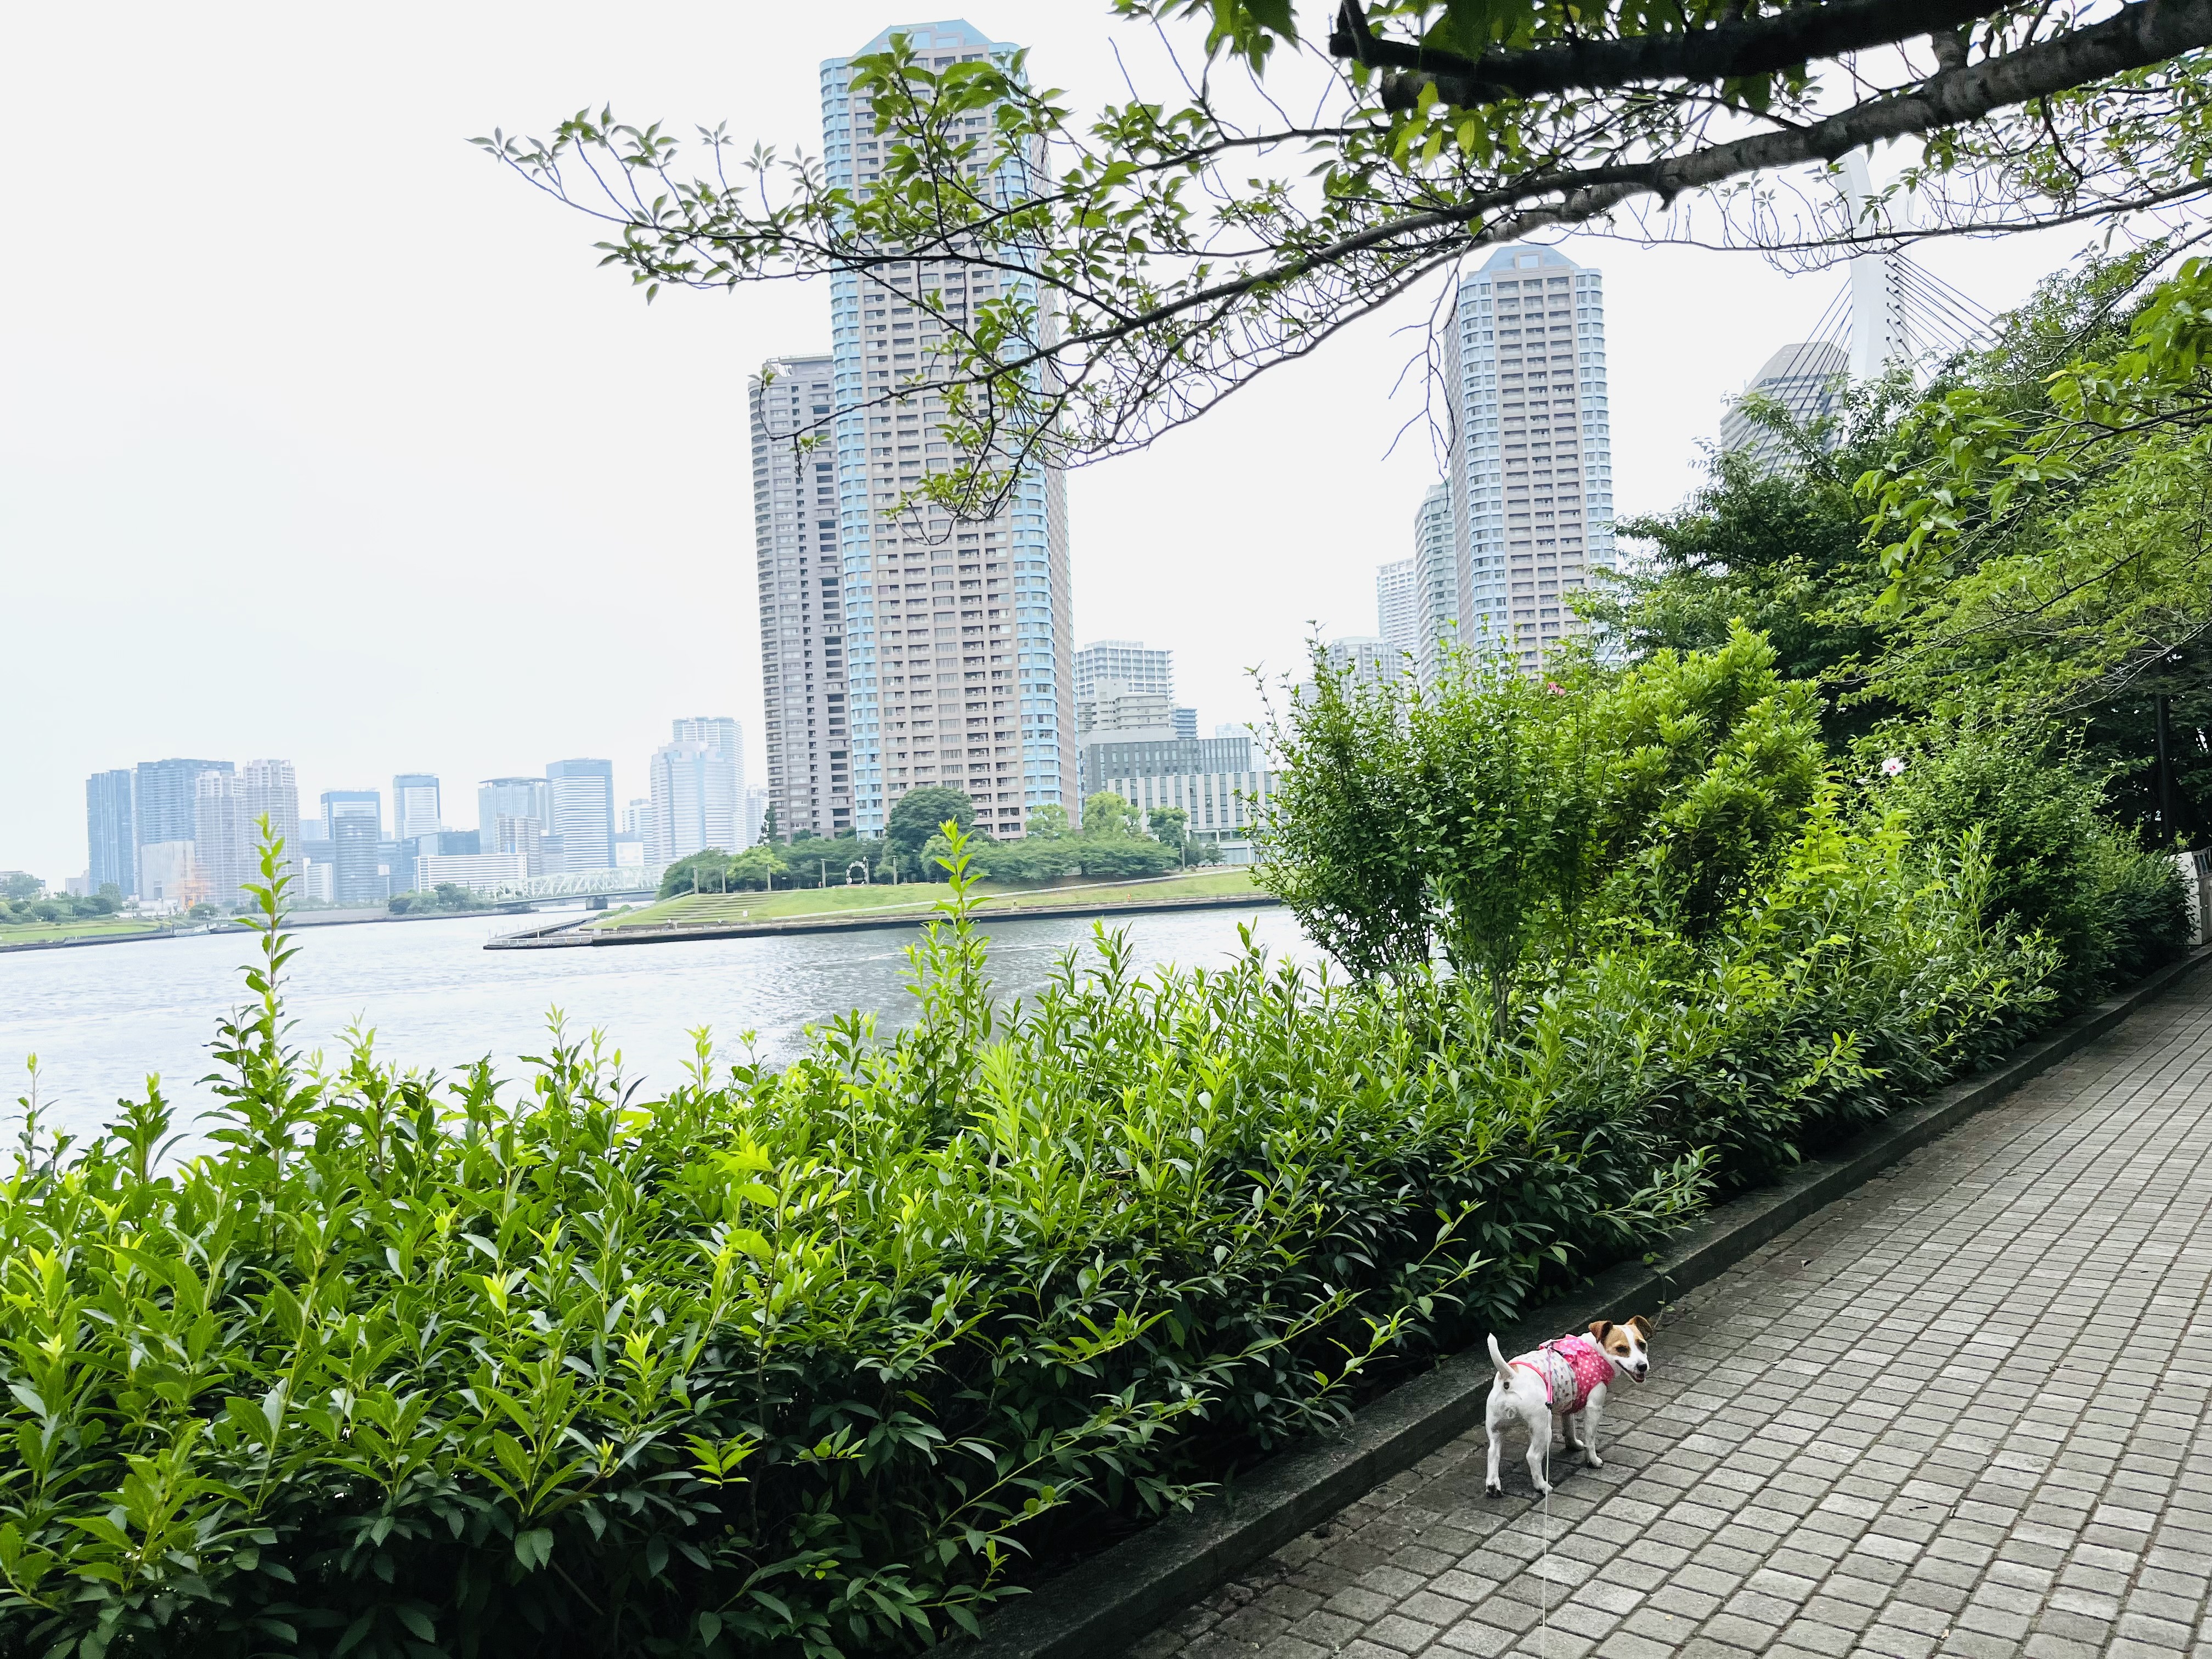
[[1487, 1333, 1513, 1385]]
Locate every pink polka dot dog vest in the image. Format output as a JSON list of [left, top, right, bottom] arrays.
[[1511, 1335, 1616, 1414]]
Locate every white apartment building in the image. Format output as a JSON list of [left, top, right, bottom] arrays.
[[1443, 245, 1617, 672], [1074, 640, 1173, 706], [1325, 636, 1398, 685], [1376, 561, 1419, 668], [182, 759, 299, 911], [821, 20, 1075, 838], [1078, 684, 1179, 742], [1412, 482, 1458, 676], [646, 719, 743, 861], [752, 353, 849, 839]]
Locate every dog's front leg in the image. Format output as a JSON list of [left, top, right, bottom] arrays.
[[1579, 1391, 1605, 1469]]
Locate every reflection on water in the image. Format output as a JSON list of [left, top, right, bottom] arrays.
[[0, 906, 1314, 1137]]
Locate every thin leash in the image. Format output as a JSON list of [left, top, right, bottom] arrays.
[[1537, 1441, 1553, 1659]]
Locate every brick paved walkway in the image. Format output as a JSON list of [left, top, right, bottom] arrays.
[[1132, 963, 2212, 1659]]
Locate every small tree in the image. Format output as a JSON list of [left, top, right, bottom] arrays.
[[1081, 792, 1143, 837], [1024, 803, 1070, 839], [888, 787, 974, 858], [1147, 806, 1190, 858], [727, 846, 786, 891]]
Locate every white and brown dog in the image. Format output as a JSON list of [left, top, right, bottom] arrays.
[[1483, 1318, 1652, 1497]]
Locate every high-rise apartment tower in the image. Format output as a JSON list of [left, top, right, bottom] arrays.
[[1443, 245, 1616, 670], [752, 353, 848, 839], [1412, 482, 1459, 675], [85, 770, 134, 896], [392, 774, 442, 840], [132, 758, 232, 902], [647, 719, 742, 863], [132, 758, 231, 847], [1376, 561, 1419, 667], [546, 759, 616, 871], [820, 20, 1074, 838]]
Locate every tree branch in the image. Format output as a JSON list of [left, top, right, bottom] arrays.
[[1329, 0, 2012, 102]]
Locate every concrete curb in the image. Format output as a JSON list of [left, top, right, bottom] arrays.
[[969, 943, 2212, 1659]]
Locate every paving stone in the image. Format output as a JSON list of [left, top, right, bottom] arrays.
[[1361, 1615, 1442, 1652], [1115, 970, 2212, 1659]]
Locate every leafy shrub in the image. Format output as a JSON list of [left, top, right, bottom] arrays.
[[0, 808, 2070, 1659], [1867, 719, 2187, 1003], [1259, 625, 1826, 1006]]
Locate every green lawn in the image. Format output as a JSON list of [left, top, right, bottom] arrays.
[[0, 916, 170, 947], [590, 867, 1266, 932]]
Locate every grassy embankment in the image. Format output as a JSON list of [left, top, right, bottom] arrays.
[[0, 916, 171, 947], [589, 866, 1265, 930]]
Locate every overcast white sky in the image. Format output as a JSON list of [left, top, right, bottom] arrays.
[[2, 4, 2098, 881]]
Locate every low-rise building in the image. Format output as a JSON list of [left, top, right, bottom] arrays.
[[1096, 767, 1277, 856]]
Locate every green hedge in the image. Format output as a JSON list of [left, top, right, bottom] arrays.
[[0, 786, 2183, 1657]]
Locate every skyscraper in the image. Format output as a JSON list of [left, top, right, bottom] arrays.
[[477, 778, 549, 839], [1323, 637, 1398, 685], [329, 815, 383, 906], [194, 772, 252, 910], [132, 758, 232, 901], [132, 758, 232, 845], [240, 758, 301, 882], [672, 718, 743, 778], [392, 774, 442, 840], [1412, 481, 1459, 676], [753, 353, 849, 840], [1443, 245, 1616, 672], [546, 759, 616, 871], [821, 21, 1075, 838], [85, 770, 134, 896], [1376, 560, 1419, 666], [321, 789, 381, 834], [1720, 342, 1848, 474], [646, 720, 742, 862]]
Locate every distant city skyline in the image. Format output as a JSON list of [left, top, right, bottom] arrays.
[[63, 723, 755, 904]]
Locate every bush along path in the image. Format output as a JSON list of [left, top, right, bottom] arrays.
[[0, 723, 2188, 1659], [1128, 947, 2212, 1659]]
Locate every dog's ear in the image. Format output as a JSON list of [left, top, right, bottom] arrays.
[[1588, 1321, 1613, 1342], [1627, 1315, 1653, 1340]]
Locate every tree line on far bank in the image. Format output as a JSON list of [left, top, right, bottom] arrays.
[[655, 786, 1224, 899]]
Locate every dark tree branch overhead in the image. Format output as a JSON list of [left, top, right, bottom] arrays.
[[483, 0, 2212, 517], [1330, 0, 2014, 104]]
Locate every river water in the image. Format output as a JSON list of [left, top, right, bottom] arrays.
[[0, 905, 1312, 1139]]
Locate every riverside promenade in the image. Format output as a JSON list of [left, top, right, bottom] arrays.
[[1132, 960, 2212, 1659]]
